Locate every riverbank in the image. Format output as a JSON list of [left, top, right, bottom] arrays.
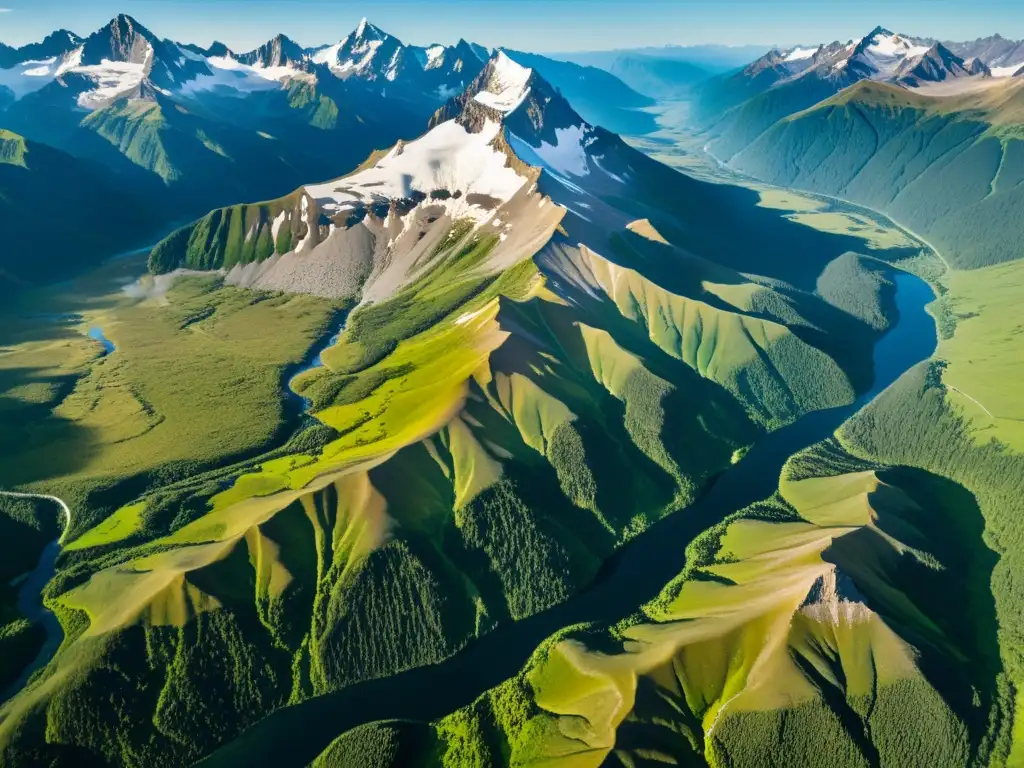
[[0, 492, 69, 704]]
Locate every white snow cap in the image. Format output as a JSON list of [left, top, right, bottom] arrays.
[[179, 55, 308, 96], [424, 44, 447, 70], [473, 51, 532, 114], [0, 46, 83, 100], [312, 17, 391, 77], [305, 118, 528, 222], [0, 37, 159, 108], [76, 43, 153, 108], [858, 28, 930, 76], [784, 46, 818, 62]]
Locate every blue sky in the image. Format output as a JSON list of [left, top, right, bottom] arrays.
[[2, 0, 1023, 52]]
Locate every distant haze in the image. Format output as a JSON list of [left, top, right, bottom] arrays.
[[1, 0, 1023, 51]]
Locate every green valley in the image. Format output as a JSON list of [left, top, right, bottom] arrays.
[[4, 10, 1024, 768]]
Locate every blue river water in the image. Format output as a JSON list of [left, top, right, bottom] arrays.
[[285, 312, 350, 413], [87, 327, 116, 356]]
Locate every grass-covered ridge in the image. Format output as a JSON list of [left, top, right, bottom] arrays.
[[0, 182, 893, 763], [357, 401, 1002, 768], [0, 72, 934, 763], [728, 79, 1024, 270], [148, 192, 308, 274]]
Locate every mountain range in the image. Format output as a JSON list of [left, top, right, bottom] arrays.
[[0, 22, 940, 767], [689, 25, 1024, 272], [0, 14, 661, 288], [3, 11, 1024, 768], [694, 27, 1024, 156]]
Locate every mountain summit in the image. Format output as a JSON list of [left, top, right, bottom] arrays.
[[237, 34, 307, 68]]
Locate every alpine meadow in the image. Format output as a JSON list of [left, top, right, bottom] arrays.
[[4, 3, 1024, 767]]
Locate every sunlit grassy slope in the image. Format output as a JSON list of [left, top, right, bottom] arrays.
[[383, 424, 999, 768], [0, 171, 891, 765], [937, 259, 1024, 451], [0, 255, 340, 537]]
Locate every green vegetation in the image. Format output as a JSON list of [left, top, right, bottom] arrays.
[[838, 362, 1024, 765], [0, 129, 159, 290], [311, 721, 431, 767], [149, 193, 305, 273], [0, 495, 59, 690], [937, 260, 1024, 450], [816, 252, 895, 330], [378, 398, 1002, 768], [0, 91, 941, 767], [0, 257, 340, 538], [730, 81, 1024, 269], [0, 190, 880, 763]]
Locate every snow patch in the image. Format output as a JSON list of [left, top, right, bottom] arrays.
[[292, 196, 316, 253], [75, 54, 149, 108], [425, 44, 446, 70], [593, 155, 625, 184], [270, 211, 287, 241], [784, 47, 817, 62], [305, 119, 527, 223], [312, 41, 344, 67], [992, 65, 1022, 78], [473, 51, 532, 114], [858, 32, 931, 78], [530, 124, 591, 178], [179, 55, 307, 95], [0, 46, 82, 101]]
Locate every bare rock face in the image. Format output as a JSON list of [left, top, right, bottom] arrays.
[[80, 14, 155, 66]]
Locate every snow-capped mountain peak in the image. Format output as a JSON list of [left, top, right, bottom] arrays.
[[79, 13, 156, 67], [312, 18, 404, 80], [353, 17, 387, 42], [850, 27, 931, 76], [473, 51, 533, 114]]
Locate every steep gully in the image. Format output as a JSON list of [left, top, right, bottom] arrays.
[[202, 268, 938, 765]]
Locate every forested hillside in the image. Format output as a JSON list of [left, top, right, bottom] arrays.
[[729, 81, 1024, 269], [0, 129, 158, 289]]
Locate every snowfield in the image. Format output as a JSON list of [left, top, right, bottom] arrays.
[[75, 57, 149, 108], [858, 31, 931, 78], [178, 55, 308, 95], [0, 47, 82, 99], [784, 47, 818, 62], [305, 118, 527, 220], [510, 124, 592, 179]]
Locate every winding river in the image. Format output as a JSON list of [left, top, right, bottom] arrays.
[[87, 327, 116, 356], [0, 494, 69, 704], [284, 312, 350, 414], [201, 270, 938, 766]]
